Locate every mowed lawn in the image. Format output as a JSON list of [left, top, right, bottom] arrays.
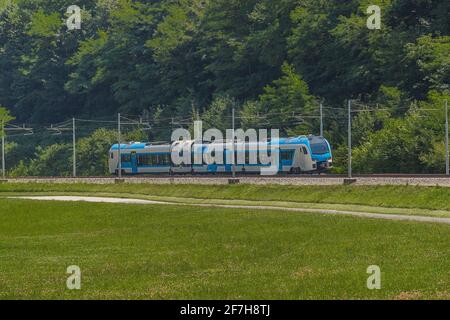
[[0, 198, 449, 300], [2, 183, 450, 211]]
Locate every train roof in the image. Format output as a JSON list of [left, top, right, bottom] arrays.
[[110, 142, 162, 150], [110, 136, 328, 150], [271, 136, 327, 145]]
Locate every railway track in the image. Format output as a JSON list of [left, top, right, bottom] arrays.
[[4, 173, 450, 179], [2, 173, 450, 187]]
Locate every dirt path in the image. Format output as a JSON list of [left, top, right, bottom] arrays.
[[8, 195, 450, 225]]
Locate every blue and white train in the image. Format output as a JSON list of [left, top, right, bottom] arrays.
[[108, 135, 333, 175]]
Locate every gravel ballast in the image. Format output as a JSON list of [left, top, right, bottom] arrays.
[[5, 176, 450, 187]]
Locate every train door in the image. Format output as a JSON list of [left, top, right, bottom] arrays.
[[131, 152, 138, 174], [296, 145, 315, 172]]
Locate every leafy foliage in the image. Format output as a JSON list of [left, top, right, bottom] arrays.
[[0, 106, 15, 137], [0, 0, 449, 174]]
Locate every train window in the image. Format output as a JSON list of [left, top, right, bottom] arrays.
[[302, 147, 308, 155], [138, 154, 151, 166], [163, 154, 171, 165], [281, 150, 294, 161], [138, 154, 171, 166], [311, 142, 329, 155], [121, 154, 131, 163], [158, 154, 171, 166], [110, 153, 114, 159]]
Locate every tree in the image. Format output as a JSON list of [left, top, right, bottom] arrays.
[[201, 95, 236, 132], [76, 128, 146, 176], [241, 63, 317, 135], [353, 91, 450, 173], [406, 36, 450, 94], [198, 0, 294, 102], [27, 144, 72, 176], [76, 128, 117, 176], [0, 106, 15, 137], [66, 0, 163, 117], [145, 0, 210, 117]]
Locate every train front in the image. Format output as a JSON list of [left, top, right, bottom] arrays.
[[308, 136, 333, 171]]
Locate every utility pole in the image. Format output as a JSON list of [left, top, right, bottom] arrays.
[[1, 119, 4, 180], [232, 106, 236, 179], [320, 103, 324, 137], [0, 123, 33, 179], [348, 99, 352, 179], [445, 100, 449, 176], [72, 118, 76, 177], [47, 121, 74, 177], [118, 113, 122, 178]]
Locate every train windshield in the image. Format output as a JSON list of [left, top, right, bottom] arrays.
[[310, 139, 329, 155]]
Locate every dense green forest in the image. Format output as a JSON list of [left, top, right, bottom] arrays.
[[0, 0, 449, 175]]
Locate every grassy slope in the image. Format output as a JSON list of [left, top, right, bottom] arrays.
[[0, 199, 449, 300], [1, 183, 450, 211]]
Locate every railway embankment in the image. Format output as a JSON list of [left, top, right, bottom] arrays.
[[3, 175, 450, 187]]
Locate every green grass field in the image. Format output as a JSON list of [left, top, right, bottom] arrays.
[[2, 183, 450, 218], [2, 183, 450, 210], [0, 183, 449, 299]]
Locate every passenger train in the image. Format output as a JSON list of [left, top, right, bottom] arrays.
[[108, 135, 333, 175]]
